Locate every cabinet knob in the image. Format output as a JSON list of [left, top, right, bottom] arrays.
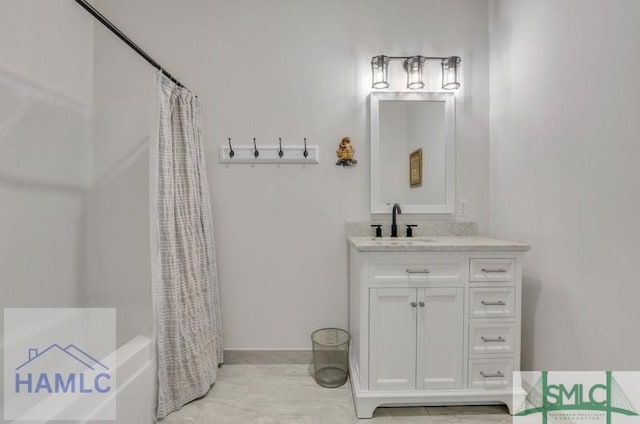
[[419, 301, 425, 307], [410, 302, 418, 308]]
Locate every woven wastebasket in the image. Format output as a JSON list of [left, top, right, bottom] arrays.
[[311, 328, 350, 388]]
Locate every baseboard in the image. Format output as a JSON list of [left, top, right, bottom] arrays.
[[223, 349, 312, 364]]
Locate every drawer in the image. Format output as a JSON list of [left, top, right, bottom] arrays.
[[469, 287, 515, 319], [469, 322, 515, 355], [470, 258, 515, 282], [370, 254, 462, 285], [469, 358, 513, 390]]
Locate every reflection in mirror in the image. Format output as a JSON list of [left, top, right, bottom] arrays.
[[379, 100, 445, 205], [370, 92, 455, 214]]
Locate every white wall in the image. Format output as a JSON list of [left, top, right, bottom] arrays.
[[84, 19, 155, 348], [489, 0, 640, 370], [0, 2, 94, 417], [0, 0, 94, 104], [0, 0, 152, 349], [0, 0, 93, 313], [95, 0, 491, 349], [84, 19, 155, 420]]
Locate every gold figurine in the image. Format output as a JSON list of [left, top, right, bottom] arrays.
[[336, 137, 357, 166]]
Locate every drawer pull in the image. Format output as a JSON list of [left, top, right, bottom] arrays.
[[406, 269, 430, 274], [482, 268, 507, 273], [480, 371, 505, 378], [481, 300, 506, 306], [481, 336, 506, 343]]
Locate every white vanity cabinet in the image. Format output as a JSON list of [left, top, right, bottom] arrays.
[[347, 237, 529, 418], [369, 286, 464, 392]]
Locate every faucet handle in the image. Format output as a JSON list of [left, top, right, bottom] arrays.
[[371, 224, 383, 238], [405, 225, 417, 238]]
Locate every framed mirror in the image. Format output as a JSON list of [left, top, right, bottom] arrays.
[[370, 92, 455, 214]]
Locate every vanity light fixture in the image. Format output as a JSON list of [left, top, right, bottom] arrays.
[[404, 56, 426, 89], [371, 55, 390, 89], [441, 56, 461, 90], [371, 55, 461, 90]]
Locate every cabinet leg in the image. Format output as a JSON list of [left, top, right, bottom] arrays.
[[503, 398, 514, 415], [353, 398, 379, 419]]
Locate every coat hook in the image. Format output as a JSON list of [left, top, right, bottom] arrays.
[[303, 138, 309, 158], [278, 137, 284, 158], [253, 138, 259, 158], [228, 137, 235, 158]]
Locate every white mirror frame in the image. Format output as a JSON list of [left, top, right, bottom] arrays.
[[370, 91, 456, 214]]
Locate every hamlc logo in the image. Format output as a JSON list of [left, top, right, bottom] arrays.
[[14, 344, 112, 395]]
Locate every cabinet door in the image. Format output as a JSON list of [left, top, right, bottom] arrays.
[[369, 288, 417, 390], [416, 287, 464, 390]]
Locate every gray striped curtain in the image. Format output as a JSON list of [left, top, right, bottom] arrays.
[[152, 72, 223, 419]]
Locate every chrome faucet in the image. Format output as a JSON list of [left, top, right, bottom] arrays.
[[391, 203, 402, 237]]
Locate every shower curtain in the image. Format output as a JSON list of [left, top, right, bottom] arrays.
[[151, 73, 223, 419]]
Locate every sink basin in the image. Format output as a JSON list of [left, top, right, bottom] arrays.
[[371, 237, 437, 245]]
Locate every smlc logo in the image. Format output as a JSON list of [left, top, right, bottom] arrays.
[[14, 344, 112, 394], [515, 371, 639, 424]]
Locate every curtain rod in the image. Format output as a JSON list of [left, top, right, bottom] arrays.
[[74, 0, 187, 89]]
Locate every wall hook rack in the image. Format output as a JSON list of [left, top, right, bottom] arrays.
[[219, 138, 319, 164]]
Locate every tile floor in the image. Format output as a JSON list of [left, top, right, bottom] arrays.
[[161, 364, 512, 423]]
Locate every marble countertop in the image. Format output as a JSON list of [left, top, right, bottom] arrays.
[[348, 236, 531, 252]]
